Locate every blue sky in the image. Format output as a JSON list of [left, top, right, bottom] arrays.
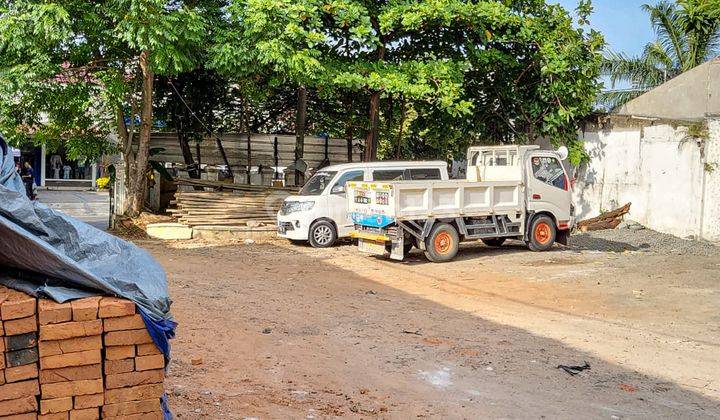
[[552, 0, 659, 56]]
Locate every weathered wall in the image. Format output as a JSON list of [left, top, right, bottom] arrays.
[[569, 117, 720, 241], [701, 117, 720, 240]]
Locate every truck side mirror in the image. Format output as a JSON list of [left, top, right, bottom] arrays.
[[331, 185, 345, 195]]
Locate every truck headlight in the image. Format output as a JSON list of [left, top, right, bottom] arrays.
[[280, 201, 315, 215]]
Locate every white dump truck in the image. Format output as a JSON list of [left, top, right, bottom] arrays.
[[347, 145, 575, 262]]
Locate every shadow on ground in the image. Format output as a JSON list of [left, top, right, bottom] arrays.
[[144, 240, 719, 419]]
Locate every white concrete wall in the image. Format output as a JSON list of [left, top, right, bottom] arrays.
[[572, 119, 720, 241], [701, 117, 720, 240]]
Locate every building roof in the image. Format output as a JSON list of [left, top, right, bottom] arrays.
[[615, 57, 720, 121]]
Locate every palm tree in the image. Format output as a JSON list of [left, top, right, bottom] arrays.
[[600, 1, 720, 110]]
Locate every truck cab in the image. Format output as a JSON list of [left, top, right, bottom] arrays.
[[348, 145, 574, 262]]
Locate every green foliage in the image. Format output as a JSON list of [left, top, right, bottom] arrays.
[[213, 0, 603, 165], [0, 0, 210, 159]]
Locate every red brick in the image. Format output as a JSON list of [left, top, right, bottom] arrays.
[[40, 397, 73, 414], [39, 413, 70, 420], [39, 320, 102, 341], [39, 365, 102, 385], [104, 346, 135, 360], [98, 298, 135, 319], [104, 413, 162, 420], [39, 300, 72, 326], [104, 358, 134, 375], [2, 413, 39, 420], [40, 350, 101, 370], [135, 343, 161, 356], [102, 399, 161, 417], [105, 369, 164, 389], [73, 393, 103, 409], [4, 363, 38, 383], [0, 380, 40, 401], [104, 383, 164, 404], [69, 407, 98, 420], [3, 316, 38, 335], [135, 354, 164, 371], [104, 329, 152, 347], [70, 298, 101, 322], [0, 395, 37, 416], [39, 336, 102, 357], [103, 315, 145, 332], [41, 379, 103, 399], [1, 292, 36, 320]]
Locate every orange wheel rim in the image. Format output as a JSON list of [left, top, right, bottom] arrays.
[[434, 231, 453, 254], [534, 222, 551, 244]]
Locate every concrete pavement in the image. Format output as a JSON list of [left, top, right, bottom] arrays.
[[36, 189, 110, 230]]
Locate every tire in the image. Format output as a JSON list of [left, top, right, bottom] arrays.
[[309, 220, 337, 248], [423, 223, 460, 262], [481, 238, 506, 247], [527, 215, 556, 251]]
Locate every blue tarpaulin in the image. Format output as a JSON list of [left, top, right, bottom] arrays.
[[0, 135, 175, 419]]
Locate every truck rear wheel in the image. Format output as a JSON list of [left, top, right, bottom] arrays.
[[424, 223, 459, 262], [528, 215, 556, 251]]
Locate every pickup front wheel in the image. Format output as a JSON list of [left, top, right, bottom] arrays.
[[528, 215, 556, 251], [424, 223, 459, 263]]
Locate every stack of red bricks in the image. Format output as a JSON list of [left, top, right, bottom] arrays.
[[0, 286, 166, 420], [1, 287, 41, 419]]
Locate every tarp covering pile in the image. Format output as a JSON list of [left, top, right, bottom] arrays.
[[0, 134, 176, 360]]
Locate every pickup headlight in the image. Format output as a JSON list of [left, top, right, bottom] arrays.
[[280, 201, 315, 215]]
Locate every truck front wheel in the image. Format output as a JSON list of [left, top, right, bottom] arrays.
[[424, 223, 459, 262], [527, 215, 556, 251]]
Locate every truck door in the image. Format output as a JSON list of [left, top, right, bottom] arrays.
[[525, 152, 572, 228], [327, 170, 365, 236]]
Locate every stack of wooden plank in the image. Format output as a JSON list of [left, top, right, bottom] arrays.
[[169, 184, 295, 228], [0, 287, 167, 419]]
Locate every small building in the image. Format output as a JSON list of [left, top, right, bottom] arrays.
[[572, 57, 720, 241], [14, 144, 100, 189]]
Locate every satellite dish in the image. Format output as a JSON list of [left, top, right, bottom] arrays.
[[556, 146, 569, 161]]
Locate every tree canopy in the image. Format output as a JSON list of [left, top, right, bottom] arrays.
[[0, 0, 605, 217]]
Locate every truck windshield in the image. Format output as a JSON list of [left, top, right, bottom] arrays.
[[300, 171, 338, 195]]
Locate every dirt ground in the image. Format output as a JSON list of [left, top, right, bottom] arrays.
[[140, 232, 720, 419]]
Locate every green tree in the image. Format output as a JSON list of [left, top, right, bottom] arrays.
[[601, 0, 720, 110], [0, 1, 207, 215], [213, 0, 603, 164]]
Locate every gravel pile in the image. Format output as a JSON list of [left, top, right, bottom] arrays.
[[569, 227, 720, 256]]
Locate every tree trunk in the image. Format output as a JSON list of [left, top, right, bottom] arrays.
[[244, 99, 252, 184], [295, 85, 307, 185], [364, 91, 381, 162], [345, 124, 354, 162], [364, 17, 386, 162], [128, 50, 154, 216], [176, 130, 199, 179], [396, 96, 406, 159]]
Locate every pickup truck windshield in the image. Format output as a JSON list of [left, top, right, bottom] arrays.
[[300, 171, 338, 195]]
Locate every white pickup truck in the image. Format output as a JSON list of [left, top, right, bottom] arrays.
[[347, 145, 575, 262]]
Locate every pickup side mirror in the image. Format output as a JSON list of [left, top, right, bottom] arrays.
[[330, 185, 345, 195]]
